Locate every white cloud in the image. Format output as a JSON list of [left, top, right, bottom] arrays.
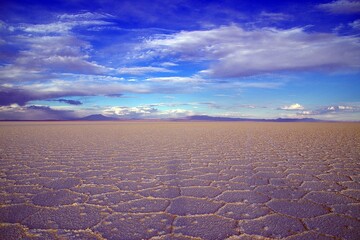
[[296, 105, 360, 117], [104, 106, 157, 117], [279, 103, 305, 110], [324, 105, 359, 112], [160, 62, 178, 67], [338, 105, 354, 110], [159, 109, 194, 118], [118, 66, 174, 75], [297, 111, 312, 115], [144, 25, 360, 77], [318, 0, 360, 14]]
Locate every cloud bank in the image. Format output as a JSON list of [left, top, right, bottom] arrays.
[[298, 105, 360, 116], [103, 106, 193, 119], [145, 25, 360, 77]]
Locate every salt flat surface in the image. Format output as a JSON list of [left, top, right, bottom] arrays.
[[0, 122, 359, 239]]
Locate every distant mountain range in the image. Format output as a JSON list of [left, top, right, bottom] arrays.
[[181, 115, 324, 122], [0, 114, 330, 122], [75, 114, 324, 122]]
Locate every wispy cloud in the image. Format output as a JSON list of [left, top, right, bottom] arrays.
[[146, 76, 204, 84], [317, 0, 360, 14], [144, 25, 360, 77], [349, 19, 360, 29], [118, 66, 174, 75], [21, 12, 114, 34], [258, 11, 292, 22]]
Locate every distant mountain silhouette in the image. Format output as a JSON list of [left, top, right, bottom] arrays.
[[182, 115, 323, 122], [79, 114, 118, 121], [272, 117, 322, 122], [0, 114, 328, 122]]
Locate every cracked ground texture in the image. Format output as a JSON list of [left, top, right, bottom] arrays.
[[0, 122, 359, 240]]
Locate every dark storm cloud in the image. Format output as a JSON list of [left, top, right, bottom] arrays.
[[0, 88, 34, 106], [0, 87, 84, 106], [0, 81, 151, 106], [53, 99, 83, 105]]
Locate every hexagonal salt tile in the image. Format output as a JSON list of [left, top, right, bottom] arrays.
[[217, 203, 271, 220], [167, 196, 223, 215], [32, 189, 87, 207], [304, 192, 357, 205], [240, 214, 305, 238], [44, 177, 82, 190], [88, 191, 142, 205], [0, 204, 39, 223], [266, 199, 329, 218], [285, 231, 336, 240], [94, 213, 173, 240], [174, 215, 238, 239], [180, 186, 222, 198], [216, 190, 270, 203], [22, 204, 110, 230], [112, 198, 170, 213], [331, 204, 360, 220], [0, 224, 27, 240], [304, 213, 360, 239]]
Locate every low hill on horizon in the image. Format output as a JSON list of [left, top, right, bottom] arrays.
[[78, 114, 118, 121], [181, 115, 324, 122], [0, 114, 335, 122]]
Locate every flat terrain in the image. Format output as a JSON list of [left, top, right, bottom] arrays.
[[0, 122, 359, 239]]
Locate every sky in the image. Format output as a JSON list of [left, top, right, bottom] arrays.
[[0, 0, 359, 120]]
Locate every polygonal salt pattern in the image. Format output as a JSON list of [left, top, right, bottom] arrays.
[[0, 122, 359, 239]]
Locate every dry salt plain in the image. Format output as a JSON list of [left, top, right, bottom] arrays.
[[0, 122, 359, 240]]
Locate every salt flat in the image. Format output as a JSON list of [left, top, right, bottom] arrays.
[[0, 122, 359, 239]]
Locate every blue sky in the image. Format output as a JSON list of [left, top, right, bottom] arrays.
[[0, 0, 359, 120]]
